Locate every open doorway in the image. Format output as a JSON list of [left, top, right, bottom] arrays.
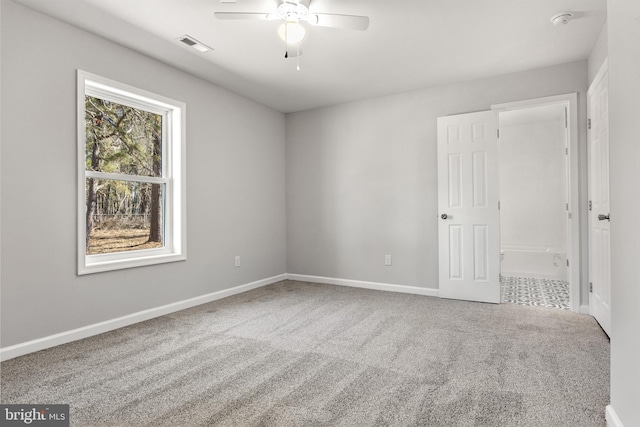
[[492, 94, 580, 312], [497, 104, 570, 310], [436, 94, 579, 311]]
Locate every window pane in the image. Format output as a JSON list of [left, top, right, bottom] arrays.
[[85, 179, 164, 255], [85, 95, 162, 177]]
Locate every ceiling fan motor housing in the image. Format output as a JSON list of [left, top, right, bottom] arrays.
[[278, 0, 310, 21]]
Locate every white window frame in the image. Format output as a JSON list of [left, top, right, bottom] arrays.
[[77, 70, 186, 275]]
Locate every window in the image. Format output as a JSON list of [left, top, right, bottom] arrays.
[[77, 71, 186, 274]]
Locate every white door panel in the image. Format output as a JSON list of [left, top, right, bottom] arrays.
[[437, 111, 500, 303], [588, 65, 611, 336]]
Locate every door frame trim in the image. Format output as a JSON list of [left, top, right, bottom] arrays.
[[492, 93, 580, 313]]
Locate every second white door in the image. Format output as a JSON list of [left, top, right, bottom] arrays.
[[588, 63, 611, 337]]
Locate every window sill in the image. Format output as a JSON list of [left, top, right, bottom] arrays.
[[79, 252, 186, 275]]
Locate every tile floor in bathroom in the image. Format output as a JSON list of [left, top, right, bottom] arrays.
[[500, 275, 570, 310]]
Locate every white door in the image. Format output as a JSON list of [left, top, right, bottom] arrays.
[[588, 64, 611, 336], [437, 111, 500, 303]]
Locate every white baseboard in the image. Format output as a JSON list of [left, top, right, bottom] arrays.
[[286, 273, 439, 297], [0, 274, 286, 362], [580, 304, 590, 315], [606, 405, 624, 427]]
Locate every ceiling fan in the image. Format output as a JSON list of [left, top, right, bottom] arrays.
[[214, 0, 370, 59]]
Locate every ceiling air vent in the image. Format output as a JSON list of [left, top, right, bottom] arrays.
[[178, 35, 213, 53]]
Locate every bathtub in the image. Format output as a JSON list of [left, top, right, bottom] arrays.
[[500, 246, 567, 280]]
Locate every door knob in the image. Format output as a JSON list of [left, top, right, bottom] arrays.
[[598, 214, 610, 221], [441, 213, 448, 220]]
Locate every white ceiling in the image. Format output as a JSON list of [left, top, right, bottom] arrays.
[[15, 0, 606, 113]]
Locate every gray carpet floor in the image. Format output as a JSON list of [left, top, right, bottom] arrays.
[[1, 280, 609, 426]]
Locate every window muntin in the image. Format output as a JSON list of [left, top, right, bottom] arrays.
[[78, 71, 186, 274]]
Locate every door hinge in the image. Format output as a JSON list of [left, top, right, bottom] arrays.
[[497, 129, 500, 139], [566, 259, 569, 267], [589, 200, 592, 211], [590, 282, 593, 293], [564, 107, 568, 128], [588, 118, 592, 130], [566, 203, 569, 211], [498, 201, 501, 210], [565, 147, 568, 155]]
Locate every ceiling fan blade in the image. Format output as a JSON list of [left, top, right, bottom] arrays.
[[214, 12, 274, 20], [307, 13, 369, 31]]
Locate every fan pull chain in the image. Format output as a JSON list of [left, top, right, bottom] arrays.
[[284, 20, 289, 58], [281, 20, 300, 71]]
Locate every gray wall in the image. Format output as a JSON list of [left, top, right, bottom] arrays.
[[286, 61, 589, 302], [608, 0, 640, 424], [588, 21, 608, 84], [0, 1, 287, 347]]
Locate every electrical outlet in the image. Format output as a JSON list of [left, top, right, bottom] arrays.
[[385, 254, 392, 266], [235, 256, 241, 267]]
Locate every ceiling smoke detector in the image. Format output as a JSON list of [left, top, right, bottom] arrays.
[[550, 12, 573, 26]]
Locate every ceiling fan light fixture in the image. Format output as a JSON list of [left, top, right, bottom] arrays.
[[278, 20, 306, 44]]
